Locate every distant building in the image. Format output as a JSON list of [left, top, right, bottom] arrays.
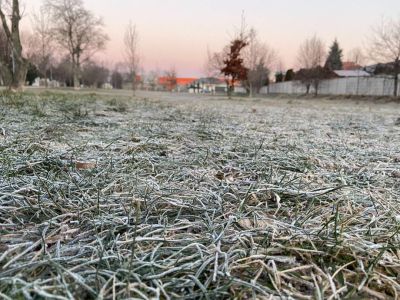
[[333, 70, 371, 78], [157, 77, 197, 91], [342, 61, 363, 71], [188, 77, 225, 94], [176, 78, 197, 86]]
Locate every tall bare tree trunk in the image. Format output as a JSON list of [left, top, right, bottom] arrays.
[[73, 71, 80, 89], [131, 72, 136, 96], [0, 0, 28, 91], [306, 84, 310, 94], [73, 56, 80, 89], [44, 73, 48, 88], [9, 55, 27, 91], [314, 81, 319, 96], [124, 22, 139, 96], [394, 59, 399, 97], [227, 83, 232, 99], [249, 82, 253, 98]]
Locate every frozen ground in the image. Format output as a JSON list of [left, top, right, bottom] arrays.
[[0, 91, 399, 299]]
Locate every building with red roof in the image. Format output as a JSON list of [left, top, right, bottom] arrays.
[[342, 61, 362, 71]]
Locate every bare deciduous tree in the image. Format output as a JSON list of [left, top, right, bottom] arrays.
[[347, 47, 366, 95], [295, 66, 332, 95], [0, 0, 28, 91], [368, 17, 400, 97], [124, 21, 140, 94], [243, 28, 276, 97], [205, 47, 225, 77], [111, 69, 123, 89], [206, 14, 249, 98], [31, 7, 54, 87], [297, 35, 327, 95], [46, 0, 108, 89], [347, 47, 366, 66], [146, 70, 159, 91], [164, 67, 177, 92], [298, 35, 326, 70]]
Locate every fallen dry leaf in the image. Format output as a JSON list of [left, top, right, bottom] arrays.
[[131, 137, 141, 142], [75, 161, 96, 170], [215, 171, 224, 180], [238, 218, 273, 230], [46, 226, 80, 244], [238, 218, 253, 229], [0, 243, 8, 251], [247, 193, 260, 206], [391, 170, 400, 178]]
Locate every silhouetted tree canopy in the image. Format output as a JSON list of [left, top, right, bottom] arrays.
[[26, 63, 42, 85], [295, 67, 334, 95], [52, 57, 73, 86], [245, 61, 270, 94], [82, 62, 109, 88], [111, 71, 123, 89], [284, 69, 295, 81], [275, 72, 284, 82]]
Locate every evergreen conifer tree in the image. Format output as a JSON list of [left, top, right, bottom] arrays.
[[325, 39, 343, 70]]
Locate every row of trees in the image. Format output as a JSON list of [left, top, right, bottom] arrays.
[[293, 21, 400, 97], [206, 21, 342, 98], [0, 0, 107, 90], [274, 41, 367, 95], [0, 0, 141, 92], [209, 16, 400, 97], [0, 1, 399, 96]]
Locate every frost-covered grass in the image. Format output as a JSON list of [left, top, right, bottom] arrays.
[[0, 91, 399, 299]]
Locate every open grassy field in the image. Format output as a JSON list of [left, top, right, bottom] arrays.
[[0, 90, 399, 299]]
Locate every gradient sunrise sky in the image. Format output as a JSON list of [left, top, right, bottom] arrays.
[[26, 0, 400, 77]]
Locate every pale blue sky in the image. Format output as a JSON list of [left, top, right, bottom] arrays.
[[26, 0, 400, 77]]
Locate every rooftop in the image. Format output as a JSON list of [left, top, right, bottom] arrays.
[[334, 70, 371, 77]]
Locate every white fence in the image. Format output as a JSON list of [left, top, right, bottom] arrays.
[[260, 77, 400, 96]]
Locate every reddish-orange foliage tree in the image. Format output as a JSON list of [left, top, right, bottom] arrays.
[[221, 39, 248, 98]]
